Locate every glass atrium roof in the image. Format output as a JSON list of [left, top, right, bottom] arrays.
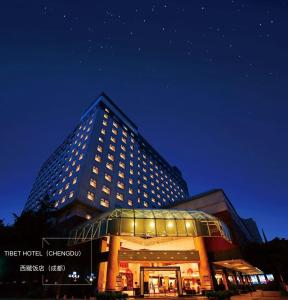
[[72, 209, 231, 244]]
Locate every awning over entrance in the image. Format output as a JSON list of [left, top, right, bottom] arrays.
[[71, 208, 231, 244], [213, 259, 263, 274]]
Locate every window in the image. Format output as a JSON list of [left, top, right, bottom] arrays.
[[118, 171, 125, 179], [90, 179, 97, 188], [113, 121, 119, 128], [59, 188, 63, 195], [105, 154, 113, 163], [92, 166, 99, 174], [100, 198, 109, 208], [105, 173, 112, 182], [143, 184, 147, 189], [79, 153, 83, 160], [130, 169, 134, 175], [121, 137, 127, 144], [101, 128, 106, 135], [144, 201, 148, 207], [144, 192, 148, 198], [69, 191, 74, 198], [82, 143, 86, 150], [117, 181, 125, 189], [61, 196, 66, 203], [122, 130, 127, 137], [112, 128, 118, 135], [105, 108, 110, 113], [121, 145, 126, 152], [76, 165, 80, 172], [68, 171, 73, 177], [97, 145, 103, 153], [129, 178, 133, 185], [102, 185, 111, 195], [109, 144, 115, 152], [116, 193, 124, 201], [72, 177, 77, 185], [129, 188, 133, 195], [119, 161, 125, 169], [129, 161, 133, 167], [106, 162, 113, 171], [110, 136, 116, 143], [104, 113, 109, 119], [102, 120, 107, 126], [95, 155, 101, 162], [128, 199, 133, 206], [72, 160, 76, 166], [120, 153, 126, 160], [87, 191, 95, 201]]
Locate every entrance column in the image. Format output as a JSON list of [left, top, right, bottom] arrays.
[[222, 268, 230, 290], [97, 237, 107, 292], [106, 235, 120, 291], [194, 236, 214, 291]]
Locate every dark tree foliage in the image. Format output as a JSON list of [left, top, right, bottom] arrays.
[[244, 238, 288, 287]]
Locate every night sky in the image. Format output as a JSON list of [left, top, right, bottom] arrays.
[[1, 0, 288, 240]]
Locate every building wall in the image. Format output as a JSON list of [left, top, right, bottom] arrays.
[[24, 94, 188, 218]]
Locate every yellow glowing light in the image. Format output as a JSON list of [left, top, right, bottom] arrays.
[[167, 221, 173, 228]]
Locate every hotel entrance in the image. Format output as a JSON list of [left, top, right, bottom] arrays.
[[140, 266, 182, 297]]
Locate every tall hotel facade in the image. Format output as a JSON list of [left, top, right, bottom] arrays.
[[24, 93, 266, 297], [25, 93, 188, 220]]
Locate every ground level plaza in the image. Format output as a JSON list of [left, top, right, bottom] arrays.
[[72, 209, 265, 296]]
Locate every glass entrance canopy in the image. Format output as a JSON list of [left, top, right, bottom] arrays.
[[72, 209, 231, 244]]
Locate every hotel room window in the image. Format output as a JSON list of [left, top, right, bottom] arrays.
[[112, 128, 118, 135], [121, 137, 127, 144], [90, 179, 97, 188], [118, 171, 125, 179], [122, 130, 128, 137], [72, 177, 77, 185], [98, 137, 104, 143], [79, 153, 83, 160], [69, 191, 74, 198], [119, 161, 125, 169], [113, 121, 119, 128], [104, 113, 109, 119], [129, 188, 133, 195], [97, 145, 103, 153], [101, 128, 106, 135], [116, 193, 124, 201], [110, 136, 116, 143], [92, 166, 99, 174], [128, 199, 133, 206], [105, 173, 112, 182], [87, 191, 95, 201], [117, 181, 125, 189], [120, 152, 126, 160], [103, 120, 107, 126], [106, 162, 113, 171], [102, 185, 111, 195], [95, 155, 101, 162], [82, 143, 86, 150], [108, 153, 114, 161], [129, 178, 133, 185], [121, 145, 126, 152], [109, 144, 115, 152], [104, 108, 110, 113], [76, 165, 80, 172], [100, 198, 110, 208]]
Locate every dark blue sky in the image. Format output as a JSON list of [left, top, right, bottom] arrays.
[[0, 0, 287, 240]]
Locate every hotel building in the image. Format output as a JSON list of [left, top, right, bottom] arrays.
[[24, 93, 267, 296]]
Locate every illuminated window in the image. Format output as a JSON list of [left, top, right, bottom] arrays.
[[144, 192, 148, 198], [54, 201, 59, 208], [118, 171, 125, 179], [69, 171, 73, 177], [143, 184, 147, 189], [131, 137, 135, 143], [144, 201, 148, 207], [87, 191, 95, 201], [113, 121, 119, 128], [129, 188, 133, 195], [130, 145, 134, 151], [82, 143, 86, 150], [100, 198, 109, 208], [104, 113, 109, 119], [76, 165, 80, 172], [128, 199, 133, 206], [105, 108, 110, 113], [109, 144, 115, 152], [106, 162, 113, 171], [122, 130, 127, 137], [65, 166, 69, 172], [92, 166, 99, 174], [129, 161, 133, 167], [121, 145, 126, 152], [110, 136, 116, 143], [143, 175, 147, 181], [59, 188, 63, 195], [90, 179, 97, 188], [72, 177, 77, 185], [61, 196, 66, 203], [112, 128, 118, 135], [108, 153, 114, 161], [130, 169, 134, 175], [102, 120, 107, 126], [72, 160, 76, 166], [102, 185, 110, 195], [79, 153, 83, 160], [105, 173, 112, 182], [116, 193, 124, 201], [151, 198, 156, 203], [101, 128, 106, 135], [116, 180, 124, 189], [121, 137, 127, 144], [120, 152, 126, 160], [95, 155, 101, 162], [129, 178, 133, 185], [97, 145, 103, 153], [119, 161, 125, 169], [69, 191, 74, 198]]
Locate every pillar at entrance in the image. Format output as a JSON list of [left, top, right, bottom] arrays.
[[106, 235, 120, 291], [194, 236, 214, 291], [98, 238, 107, 292], [222, 268, 230, 290]]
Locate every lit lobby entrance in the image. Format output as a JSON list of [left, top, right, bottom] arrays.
[[140, 266, 182, 297]]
